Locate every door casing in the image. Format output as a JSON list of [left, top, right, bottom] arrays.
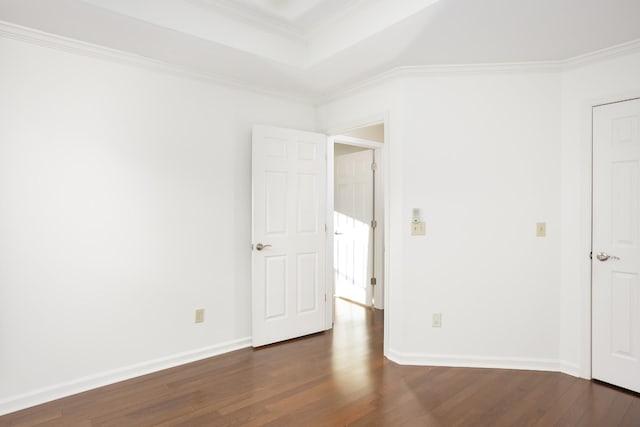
[[324, 114, 390, 355]]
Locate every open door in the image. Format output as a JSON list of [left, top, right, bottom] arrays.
[[251, 125, 328, 347], [334, 148, 374, 306]]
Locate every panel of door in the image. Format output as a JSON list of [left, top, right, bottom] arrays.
[[334, 149, 374, 306], [592, 97, 640, 392], [251, 125, 327, 347]]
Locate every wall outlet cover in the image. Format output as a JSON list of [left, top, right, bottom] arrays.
[[411, 221, 426, 236], [432, 312, 442, 328]]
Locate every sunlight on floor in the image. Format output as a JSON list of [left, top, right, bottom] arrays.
[[331, 298, 375, 396]]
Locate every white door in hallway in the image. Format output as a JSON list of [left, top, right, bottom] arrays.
[[334, 149, 374, 306], [592, 97, 640, 393], [251, 125, 327, 347]]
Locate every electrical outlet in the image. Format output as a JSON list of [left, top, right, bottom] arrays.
[[536, 222, 546, 237], [411, 221, 426, 236], [432, 312, 442, 328], [195, 308, 205, 323]]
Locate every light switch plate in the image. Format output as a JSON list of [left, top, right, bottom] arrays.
[[195, 308, 205, 323], [432, 313, 442, 328], [536, 222, 546, 237], [411, 221, 426, 236]]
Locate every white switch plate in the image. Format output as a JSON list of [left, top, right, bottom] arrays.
[[195, 308, 205, 323], [432, 313, 442, 328], [411, 221, 426, 236], [536, 222, 546, 237]]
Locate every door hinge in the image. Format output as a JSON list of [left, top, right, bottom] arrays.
[[589, 251, 592, 260], [371, 162, 378, 171], [370, 220, 377, 229], [370, 277, 377, 286]]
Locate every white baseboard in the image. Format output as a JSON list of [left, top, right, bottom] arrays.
[[386, 348, 582, 377], [0, 337, 251, 416], [556, 360, 582, 378]]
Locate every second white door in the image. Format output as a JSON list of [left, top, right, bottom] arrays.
[[592, 97, 640, 393], [334, 149, 374, 306]]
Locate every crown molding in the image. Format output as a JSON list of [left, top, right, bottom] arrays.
[[562, 38, 640, 70], [319, 61, 561, 104], [2, 19, 639, 108], [0, 20, 314, 105], [321, 38, 640, 104]]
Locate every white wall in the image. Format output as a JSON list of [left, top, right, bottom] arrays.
[[334, 143, 370, 156], [342, 123, 385, 143], [319, 48, 640, 375], [397, 71, 562, 365], [559, 50, 640, 377], [319, 70, 565, 370], [0, 36, 315, 414]]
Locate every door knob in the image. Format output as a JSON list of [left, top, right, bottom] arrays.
[[255, 243, 272, 251], [596, 252, 620, 261]]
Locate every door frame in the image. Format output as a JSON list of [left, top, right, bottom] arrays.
[[324, 114, 390, 356], [331, 135, 384, 308], [584, 93, 640, 379]]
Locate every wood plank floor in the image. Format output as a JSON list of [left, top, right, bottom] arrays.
[[2, 298, 640, 426]]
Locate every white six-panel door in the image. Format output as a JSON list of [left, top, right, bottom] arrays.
[[592, 98, 640, 392], [334, 149, 374, 306], [251, 125, 327, 347]]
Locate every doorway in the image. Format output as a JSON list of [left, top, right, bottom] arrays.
[[252, 121, 388, 347], [331, 123, 385, 309]]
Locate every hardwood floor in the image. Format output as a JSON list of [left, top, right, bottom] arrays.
[[2, 298, 640, 426]]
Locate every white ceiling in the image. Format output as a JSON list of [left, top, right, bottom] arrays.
[[1, 0, 639, 101], [208, 0, 366, 33]]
